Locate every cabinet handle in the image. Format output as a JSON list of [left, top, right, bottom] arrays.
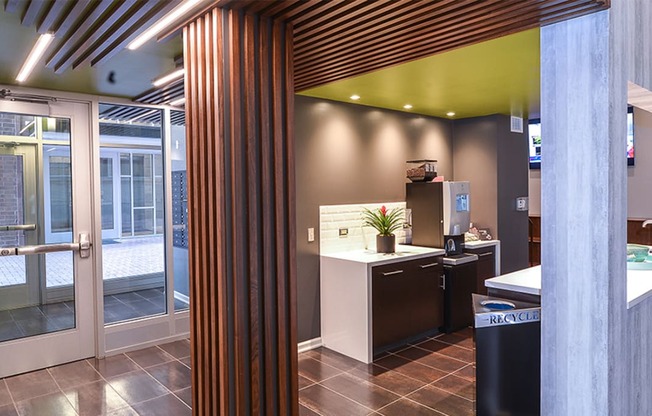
[[440, 274, 446, 290], [478, 252, 493, 257], [382, 270, 404, 276], [419, 262, 439, 269]]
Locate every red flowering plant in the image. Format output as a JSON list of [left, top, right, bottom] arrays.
[[361, 205, 404, 236]]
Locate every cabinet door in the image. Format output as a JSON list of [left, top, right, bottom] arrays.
[[465, 247, 495, 295], [372, 256, 443, 350]]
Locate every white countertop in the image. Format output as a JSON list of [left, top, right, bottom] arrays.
[[485, 265, 652, 309], [321, 244, 445, 266], [464, 240, 500, 249]]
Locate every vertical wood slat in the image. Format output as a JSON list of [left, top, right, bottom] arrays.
[[184, 6, 298, 416]]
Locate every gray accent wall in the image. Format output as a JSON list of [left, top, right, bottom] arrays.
[[295, 95, 453, 342], [452, 115, 529, 274]]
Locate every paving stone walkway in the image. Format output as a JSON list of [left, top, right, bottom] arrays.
[[0, 236, 165, 287]]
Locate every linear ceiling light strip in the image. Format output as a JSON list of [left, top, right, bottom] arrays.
[[127, 0, 202, 50], [16, 33, 55, 83]]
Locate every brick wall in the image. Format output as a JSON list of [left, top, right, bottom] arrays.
[[0, 155, 24, 247], [0, 113, 19, 136]]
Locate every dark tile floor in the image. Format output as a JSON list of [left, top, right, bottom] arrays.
[[0, 288, 189, 342], [0, 339, 191, 416], [299, 328, 476, 416]]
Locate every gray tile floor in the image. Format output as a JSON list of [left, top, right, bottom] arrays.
[[0, 339, 191, 416], [0, 237, 166, 287]]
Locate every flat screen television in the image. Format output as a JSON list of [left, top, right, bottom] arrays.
[[528, 106, 635, 169]]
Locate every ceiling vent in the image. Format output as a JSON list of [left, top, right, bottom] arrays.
[[510, 116, 524, 133]]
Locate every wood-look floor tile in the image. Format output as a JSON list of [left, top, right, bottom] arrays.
[[415, 340, 475, 363], [88, 355, 140, 378], [396, 347, 467, 373], [377, 398, 445, 416], [453, 364, 475, 382], [107, 370, 169, 405], [105, 406, 138, 415], [174, 387, 192, 407], [430, 374, 475, 401], [433, 332, 475, 350], [63, 380, 130, 416], [0, 380, 12, 407], [299, 404, 320, 416], [299, 384, 371, 416], [303, 347, 361, 371], [5, 369, 58, 402], [48, 360, 103, 389], [374, 355, 448, 383], [125, 347, 175, 368], [132, 394, 191, 416], [321, 373, 399, 411], [14, 392, 77, 416], [146, 361, 191, 391], [0, 404, 17, 416], [298, 356, 341, 383], [348, 363, 426, 396], [299, 375, 314, 390], [157, 340, 190, 359], [408, 384, 474, 416]]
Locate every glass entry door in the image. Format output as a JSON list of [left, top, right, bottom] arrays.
[[0, 99, 95, 378]]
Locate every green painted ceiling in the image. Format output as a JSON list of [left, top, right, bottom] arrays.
[[299, 29, 540, 120]]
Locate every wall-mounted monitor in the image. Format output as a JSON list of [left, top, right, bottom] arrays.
[[528, 106, 635, 169]]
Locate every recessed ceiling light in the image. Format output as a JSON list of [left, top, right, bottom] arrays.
[[350, 94, 360, 100], [16, 33, 54, 83], [169, 97, 186, 106], [403, 104, 413, 110], [127, 0, 201, 50], [446, 111, 456, 117], [152, 68, 185, 87]]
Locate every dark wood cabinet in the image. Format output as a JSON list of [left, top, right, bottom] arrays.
[[372, 255, 444, 351], [464, 245, 496, 295]]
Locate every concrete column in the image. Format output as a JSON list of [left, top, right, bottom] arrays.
[[540, 7, 627, 415]]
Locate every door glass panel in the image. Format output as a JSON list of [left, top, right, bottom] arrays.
[[171, 111, 189, 311], [99, 104, 166, 324], [48, 155, 72, 233], [0, 112, 75, 343], [100, 158, 114, 230]]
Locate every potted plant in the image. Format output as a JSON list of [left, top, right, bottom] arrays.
[[361, 205, 404, 253]]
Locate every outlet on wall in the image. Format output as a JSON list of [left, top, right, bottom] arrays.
[[339, 228, 349, 237], [308, 228, 315, 242]]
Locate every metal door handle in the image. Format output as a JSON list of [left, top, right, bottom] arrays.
[[0, 233, 91, 258], [0, 224, 36, 231], [440, 274, 446, 290], [382, 270, 404, 276], [419, 262, 439, 269], [478, 252, 493, 257]]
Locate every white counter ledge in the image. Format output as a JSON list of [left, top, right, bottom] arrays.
[[464, 240, 500, 249], [485, 265, 652, 309], [320, 244, 445, 265]]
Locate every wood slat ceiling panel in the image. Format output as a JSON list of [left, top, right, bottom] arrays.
[[289, 0, 609, 90], [134, 78, 185, 105], [160, 0, 609, 94], [3, 0, 183, 74]]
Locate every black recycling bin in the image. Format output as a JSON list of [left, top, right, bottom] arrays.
[[473, 293, 541, 416]]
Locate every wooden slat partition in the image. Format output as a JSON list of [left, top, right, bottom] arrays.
[[184, 7, 297, 415]]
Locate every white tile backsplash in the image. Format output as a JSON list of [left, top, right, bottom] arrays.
[[319, 202, 407, 254]]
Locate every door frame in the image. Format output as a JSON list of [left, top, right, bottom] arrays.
[[0, 95, 97, 377]]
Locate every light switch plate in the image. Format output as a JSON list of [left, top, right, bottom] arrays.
[[308, 228, 314, 242], [516, 197, 529, 211], [339, 228, 348, 237]]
